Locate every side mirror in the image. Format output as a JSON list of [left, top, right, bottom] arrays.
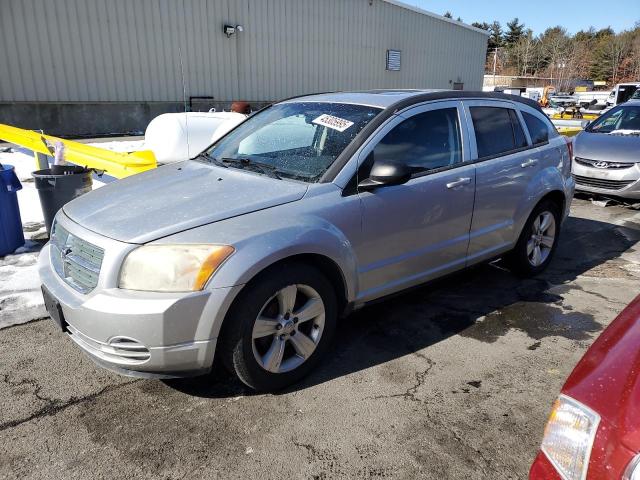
[[358, 159, 412, 190]]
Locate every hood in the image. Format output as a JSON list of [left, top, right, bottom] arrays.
[[561, 295, 640, 451], [63, 161, 308, 243], [574, 131, 640, 163]]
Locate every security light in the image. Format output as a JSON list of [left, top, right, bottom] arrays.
[[224, 24, 244, 37]]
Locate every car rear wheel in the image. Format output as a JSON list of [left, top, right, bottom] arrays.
[[218, 263, 337, 392], [506, 200, 561, 277]]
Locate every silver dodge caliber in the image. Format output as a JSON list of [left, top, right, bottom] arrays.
[[39, 90, 575, 391]]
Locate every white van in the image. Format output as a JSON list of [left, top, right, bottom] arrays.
[[606, 83, 640, 107]]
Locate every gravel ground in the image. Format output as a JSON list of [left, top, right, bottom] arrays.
[[0, 198, 639, 479]]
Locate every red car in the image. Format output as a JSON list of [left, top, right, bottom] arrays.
[[530, 294, 640, 480]]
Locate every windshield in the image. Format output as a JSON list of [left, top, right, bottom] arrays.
[[586, 105, 640, 133], [200, 102, 382, 182]]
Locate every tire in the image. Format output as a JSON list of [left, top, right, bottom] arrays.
[[218, 263, 337, 392], [506, 200, 562, 277]]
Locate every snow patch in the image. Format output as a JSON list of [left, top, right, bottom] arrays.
[[0, 243, 47, 329], [0, 139, 142, 329]]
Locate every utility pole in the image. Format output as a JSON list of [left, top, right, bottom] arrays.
[[492, 48, 498, 87]]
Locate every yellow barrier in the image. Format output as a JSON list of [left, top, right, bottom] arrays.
[[556, 127, 582, 137], [550, 112, 599, 121], [0, 123, 156, 178]]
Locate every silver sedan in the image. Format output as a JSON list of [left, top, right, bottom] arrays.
[[572, 100, 640, 199]]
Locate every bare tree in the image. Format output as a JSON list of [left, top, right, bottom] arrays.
[[479, 18, 640, 87], [539, 27, 572, 89], [606, 33, 631, 83]]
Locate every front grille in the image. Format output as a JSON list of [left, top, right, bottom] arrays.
[[572, 174, 635, 191], [50, 221, 104, 293], [574, 157, 634, 170]]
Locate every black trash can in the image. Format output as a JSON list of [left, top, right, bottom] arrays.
[[32, 166, 93, 235]]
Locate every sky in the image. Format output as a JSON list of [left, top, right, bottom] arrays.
[[412, 0, 639, 35]]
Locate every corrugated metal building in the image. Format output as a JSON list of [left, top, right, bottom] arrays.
[[0, 0, 488, 136]]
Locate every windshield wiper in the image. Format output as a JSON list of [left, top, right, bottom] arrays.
[[194, 152, 228, 168], [221, 157, 282, 180]]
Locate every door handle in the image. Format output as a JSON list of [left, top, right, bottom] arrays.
[[521, 158, 539, 168], [446, 177, 471, 189]]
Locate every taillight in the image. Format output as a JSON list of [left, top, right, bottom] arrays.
[[565, 136, 574, 161], [562, 136, 574, 175]]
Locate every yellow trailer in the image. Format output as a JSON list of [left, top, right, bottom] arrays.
[[0, 123, 156, 179]]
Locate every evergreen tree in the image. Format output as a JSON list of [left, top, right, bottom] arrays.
[[471, 21, 491, 31], [443, 11, 452, 19], [489, 21, 504, 51], [505, 18, 525, 46]]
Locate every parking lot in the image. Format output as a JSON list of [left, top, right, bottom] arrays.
[[1, 197, 639, 479]]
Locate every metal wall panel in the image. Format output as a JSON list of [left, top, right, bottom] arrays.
[[0, 0, 488, 102]]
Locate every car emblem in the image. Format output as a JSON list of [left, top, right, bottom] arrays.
[[593, 161, 609, 168]]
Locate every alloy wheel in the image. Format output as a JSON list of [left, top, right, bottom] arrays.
[[251, 284, 326, 374], [527, 211, 556, 267]]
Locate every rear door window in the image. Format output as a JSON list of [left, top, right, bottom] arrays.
[[522, 112, 549, 145], [470, 106, 520, 158]]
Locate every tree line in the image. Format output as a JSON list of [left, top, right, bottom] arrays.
[[444, 13, 640, 89]]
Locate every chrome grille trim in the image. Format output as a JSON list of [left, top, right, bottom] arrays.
[[572, 174, 635, 191], [67, 326, 151, 364], [50, 220, 104, 293], [574, 157, 634, 170]]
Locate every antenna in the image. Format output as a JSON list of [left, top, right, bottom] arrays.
[[178, 41, 190, 160]]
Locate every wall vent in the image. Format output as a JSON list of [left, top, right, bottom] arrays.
[[386, 50, 401, 71]]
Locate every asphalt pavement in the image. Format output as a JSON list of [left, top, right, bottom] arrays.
[[1, 197, 639, 479]]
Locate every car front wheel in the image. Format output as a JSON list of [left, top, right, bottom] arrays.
[[219, 263, 337, 392]]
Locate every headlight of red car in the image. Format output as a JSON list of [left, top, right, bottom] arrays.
[[541, 394, 600, 480], [624, 453, 640, 480]]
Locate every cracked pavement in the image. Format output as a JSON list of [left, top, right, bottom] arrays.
[[1, 198, 639, 479]]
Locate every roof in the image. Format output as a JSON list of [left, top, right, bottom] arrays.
[[281, 90, 544, 112], [382, 0, 490, 36], [281, 90, 442, 109]]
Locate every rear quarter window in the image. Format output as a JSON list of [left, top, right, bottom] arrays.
[[522, 112, 549, 145]]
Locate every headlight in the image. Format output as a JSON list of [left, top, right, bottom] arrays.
[[624, 453, 640, 480], [119, 244, 234, 292], [541, 394, 600, 480]]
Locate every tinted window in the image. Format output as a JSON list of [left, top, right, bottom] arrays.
[[522, 112, 549, 145], [509, 110, 528, 148], [373, 108, 462, 172], [470, 106, 519, 158]]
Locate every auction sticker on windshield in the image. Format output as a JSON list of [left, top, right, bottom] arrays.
[[312, 114, 354, 132]]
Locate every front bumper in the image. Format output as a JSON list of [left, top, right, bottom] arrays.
[[564, 175, 575, 221], [38, 215, 243, 378], [572, 161, 640, 199]]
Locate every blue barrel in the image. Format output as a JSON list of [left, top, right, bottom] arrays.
[[0, 164, 25, 256]]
